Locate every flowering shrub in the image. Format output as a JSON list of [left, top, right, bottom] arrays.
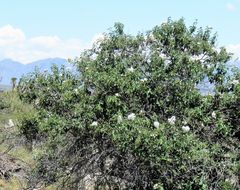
[[17, 19, 239, 189]]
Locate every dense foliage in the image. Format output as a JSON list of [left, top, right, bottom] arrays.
[[17, 19, 239, 190], [0, 98, 6, 110], [0, 93, 9, 110]]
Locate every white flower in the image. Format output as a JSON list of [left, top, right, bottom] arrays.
[[117, 115, 123, 123], [35, 98, 40, 105], [74, 88, 79, 93], [153, 121, 160, 128], [140, 78, 148, 82], [159, 53, 167, 59], [8, 119, 14, 127], [168, 116, 176, 125], [149, 33, 155, 41], [182, 125, 190, 132], [127, 113, 136, 120], [211, 111, 216, 119], [127, 66, 134, 72], [190, 55, 199, 61], [153, 183, 161, 189], [150, 133, 157, 138], [90, 121, 98, 126], [231, 79, 239, 85], [115, 93, 120, 97]]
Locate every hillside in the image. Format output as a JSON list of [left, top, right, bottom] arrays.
[[0, 92, 56, 189], [0, 84, 11, 91]]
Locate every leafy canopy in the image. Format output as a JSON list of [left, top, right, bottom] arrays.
[[17, 18, 239, 190]]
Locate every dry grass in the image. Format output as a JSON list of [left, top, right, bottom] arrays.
[[0, 92, 31, 190], [0, 92, 57, 190], [0, 178, 23, 190]]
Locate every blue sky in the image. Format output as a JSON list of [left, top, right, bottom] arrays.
[[0, 0, 240, 63]]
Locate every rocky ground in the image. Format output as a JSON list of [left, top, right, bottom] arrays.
[[0, 93, 31, 189], [0, 152, 29, 182]]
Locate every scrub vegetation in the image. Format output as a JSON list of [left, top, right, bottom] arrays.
[[1, 18, 239, 189]]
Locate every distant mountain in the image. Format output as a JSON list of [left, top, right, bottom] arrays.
[[0, 58, 73, 85], [228, 60, 240, 70], [27, 58, 70, 71], [0, 84, 11, 91], [0, 57, 239, 90]]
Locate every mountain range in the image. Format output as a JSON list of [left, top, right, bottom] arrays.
[[0, 58, 72, 85], [0, 57, 239, 88]]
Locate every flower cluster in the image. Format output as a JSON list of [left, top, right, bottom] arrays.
[[117, 115, 123, 123], [140, 78, 148, 82], [211, 111, 216, 119], [182, 125, 190, 132], [168, 116, 176, 125], [127, 113, 136, 120], [90, 121, 98, 126], [231, 79, 239, 85], [153, 121, 160, 128], [127, 66, 134, 72]]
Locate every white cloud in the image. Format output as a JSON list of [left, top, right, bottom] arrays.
[[0, 25, 25, 46], [0, 25, 95, 64], [226, 3, 236, 11], [30, 36, 61, 48], [91, 33, 105, 45], [226, 44, 240, 59], [2, 25, 239, 65]]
